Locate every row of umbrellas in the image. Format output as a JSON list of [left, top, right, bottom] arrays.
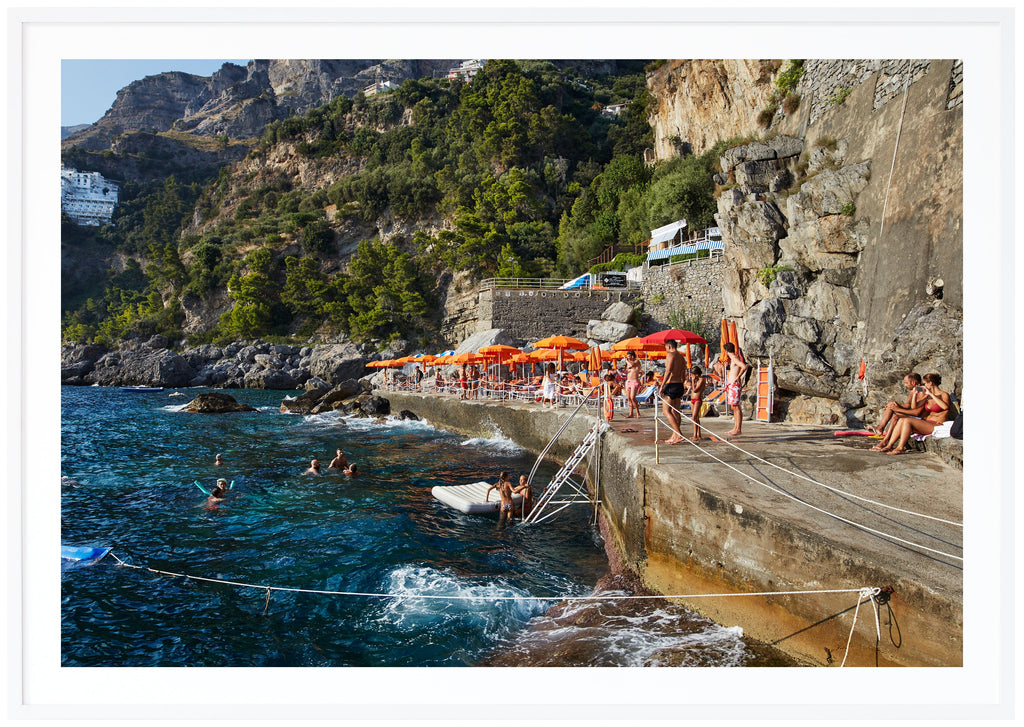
[[367, 328, 714, 373]]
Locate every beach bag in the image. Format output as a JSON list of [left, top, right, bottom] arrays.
[[950, 412, 962, 440]]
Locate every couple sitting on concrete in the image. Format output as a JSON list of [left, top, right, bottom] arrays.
[[870, 372, 954, 455]]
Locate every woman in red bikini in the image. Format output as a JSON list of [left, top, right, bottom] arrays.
[[873, 373, 951, 454]]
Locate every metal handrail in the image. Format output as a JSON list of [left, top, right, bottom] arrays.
[[479, 277, 642, 292], [524, 385, 601, 491]]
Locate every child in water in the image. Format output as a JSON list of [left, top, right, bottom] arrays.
[[203, 478, 230, 509]]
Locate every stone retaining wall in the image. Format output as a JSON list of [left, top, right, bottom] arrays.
[[800, 59, 936, 125], [478, 287, 643, 342], [639, 259, 727, 347]]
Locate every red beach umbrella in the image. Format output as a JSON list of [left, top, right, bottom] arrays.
[[640, 328, 707, 346]]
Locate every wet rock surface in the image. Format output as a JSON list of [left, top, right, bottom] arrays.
[[480, 573, 800, 667], [181, 392, 257, 413]]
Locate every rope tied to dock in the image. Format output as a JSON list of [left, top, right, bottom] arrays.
[[840, 587, 882, 667]]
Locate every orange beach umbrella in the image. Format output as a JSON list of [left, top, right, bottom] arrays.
[[532, 335, 588, 371]]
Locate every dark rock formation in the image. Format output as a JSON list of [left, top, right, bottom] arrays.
[[181, 392, 257, 413], [84, 348, 194, 388], [359, 395, 391, 417], [61, 344, 106, 384], [279, 381, 386, 418], [279, 386, 332, 414]]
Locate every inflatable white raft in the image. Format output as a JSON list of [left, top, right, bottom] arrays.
[[431, 481, 524, 514]]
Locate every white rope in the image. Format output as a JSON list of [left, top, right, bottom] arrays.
[[107, 552, 872, 604], [659, 396, 963, 528], [651, 399, 963, 562], [840, 587, 881, 667]]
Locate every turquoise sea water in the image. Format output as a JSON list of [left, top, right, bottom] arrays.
[[61, 385, 775, 667]]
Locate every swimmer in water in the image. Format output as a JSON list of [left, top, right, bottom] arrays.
[[305, 459, 321, 475], [328, 448, 349, 470], [343, 463, 358, 476], [512, 473, 532, 516], [485, 471, 515, 523], [214, 453, 224, 466], [203, 478, 229, 508]]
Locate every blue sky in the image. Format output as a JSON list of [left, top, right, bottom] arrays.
[[61, 59, 251, 127]]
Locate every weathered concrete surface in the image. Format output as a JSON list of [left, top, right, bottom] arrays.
[[382, 390, 962, 668]]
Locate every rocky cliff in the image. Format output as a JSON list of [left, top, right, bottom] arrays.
[[650, 59, 963, 424], [645, 60, 778, 159], [62, 59, 460, 152]]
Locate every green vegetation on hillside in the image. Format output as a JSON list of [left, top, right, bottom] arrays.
[[61, 59, 725, 348]]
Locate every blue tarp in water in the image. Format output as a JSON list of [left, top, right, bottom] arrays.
[[61, 545, 111, 563]]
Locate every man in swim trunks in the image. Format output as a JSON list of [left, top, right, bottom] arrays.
[[328, 448, 349, 470], [459, 363, 468, 400], [723, 343, 749, 437], [305, 459, 322, 475], [484, 471, 516, 523], [659, 339, 688, 444], [623, 351, 643, 418], [687, 366, 707, 440]]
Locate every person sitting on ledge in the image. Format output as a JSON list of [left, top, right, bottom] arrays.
[[873, 373, 952, 454], [868, 372, 926, 436]]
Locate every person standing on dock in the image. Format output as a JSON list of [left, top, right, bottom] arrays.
[[659, 340, 687, 445], [723, 343, 749, 437], [687, 366, 707, 441], [623, 351, 642, 418]]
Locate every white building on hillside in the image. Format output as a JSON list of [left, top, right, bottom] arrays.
[[364, 80, 399, 97], [61, 166, 119, 226], [447, 59, 485, 82]]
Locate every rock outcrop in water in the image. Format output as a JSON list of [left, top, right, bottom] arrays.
[[278, 379, 391, 418], [181, 392, 257, 413]]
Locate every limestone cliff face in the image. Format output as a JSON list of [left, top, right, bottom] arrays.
[[646, 59, 963, 424], [646, 60, 778, 159], [704, 60, 963, 425]]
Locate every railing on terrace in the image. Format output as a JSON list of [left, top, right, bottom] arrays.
[[479, 277, 642, 291]]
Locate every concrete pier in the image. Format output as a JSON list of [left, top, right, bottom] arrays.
[[382, 390, 963, 667]]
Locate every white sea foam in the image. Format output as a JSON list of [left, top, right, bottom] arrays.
[[459, 430, 523, 454], [512, 593, 751, 667], [340, 414, 439, 435], [160, 403, 189, 412], [377, 565, 545, 635]]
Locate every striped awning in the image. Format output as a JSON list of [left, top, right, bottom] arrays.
[[649, 219, 687, 246], [646, 239, 723, 262]]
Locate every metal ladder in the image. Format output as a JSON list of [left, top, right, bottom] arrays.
[[522, 418, 607, 525]]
